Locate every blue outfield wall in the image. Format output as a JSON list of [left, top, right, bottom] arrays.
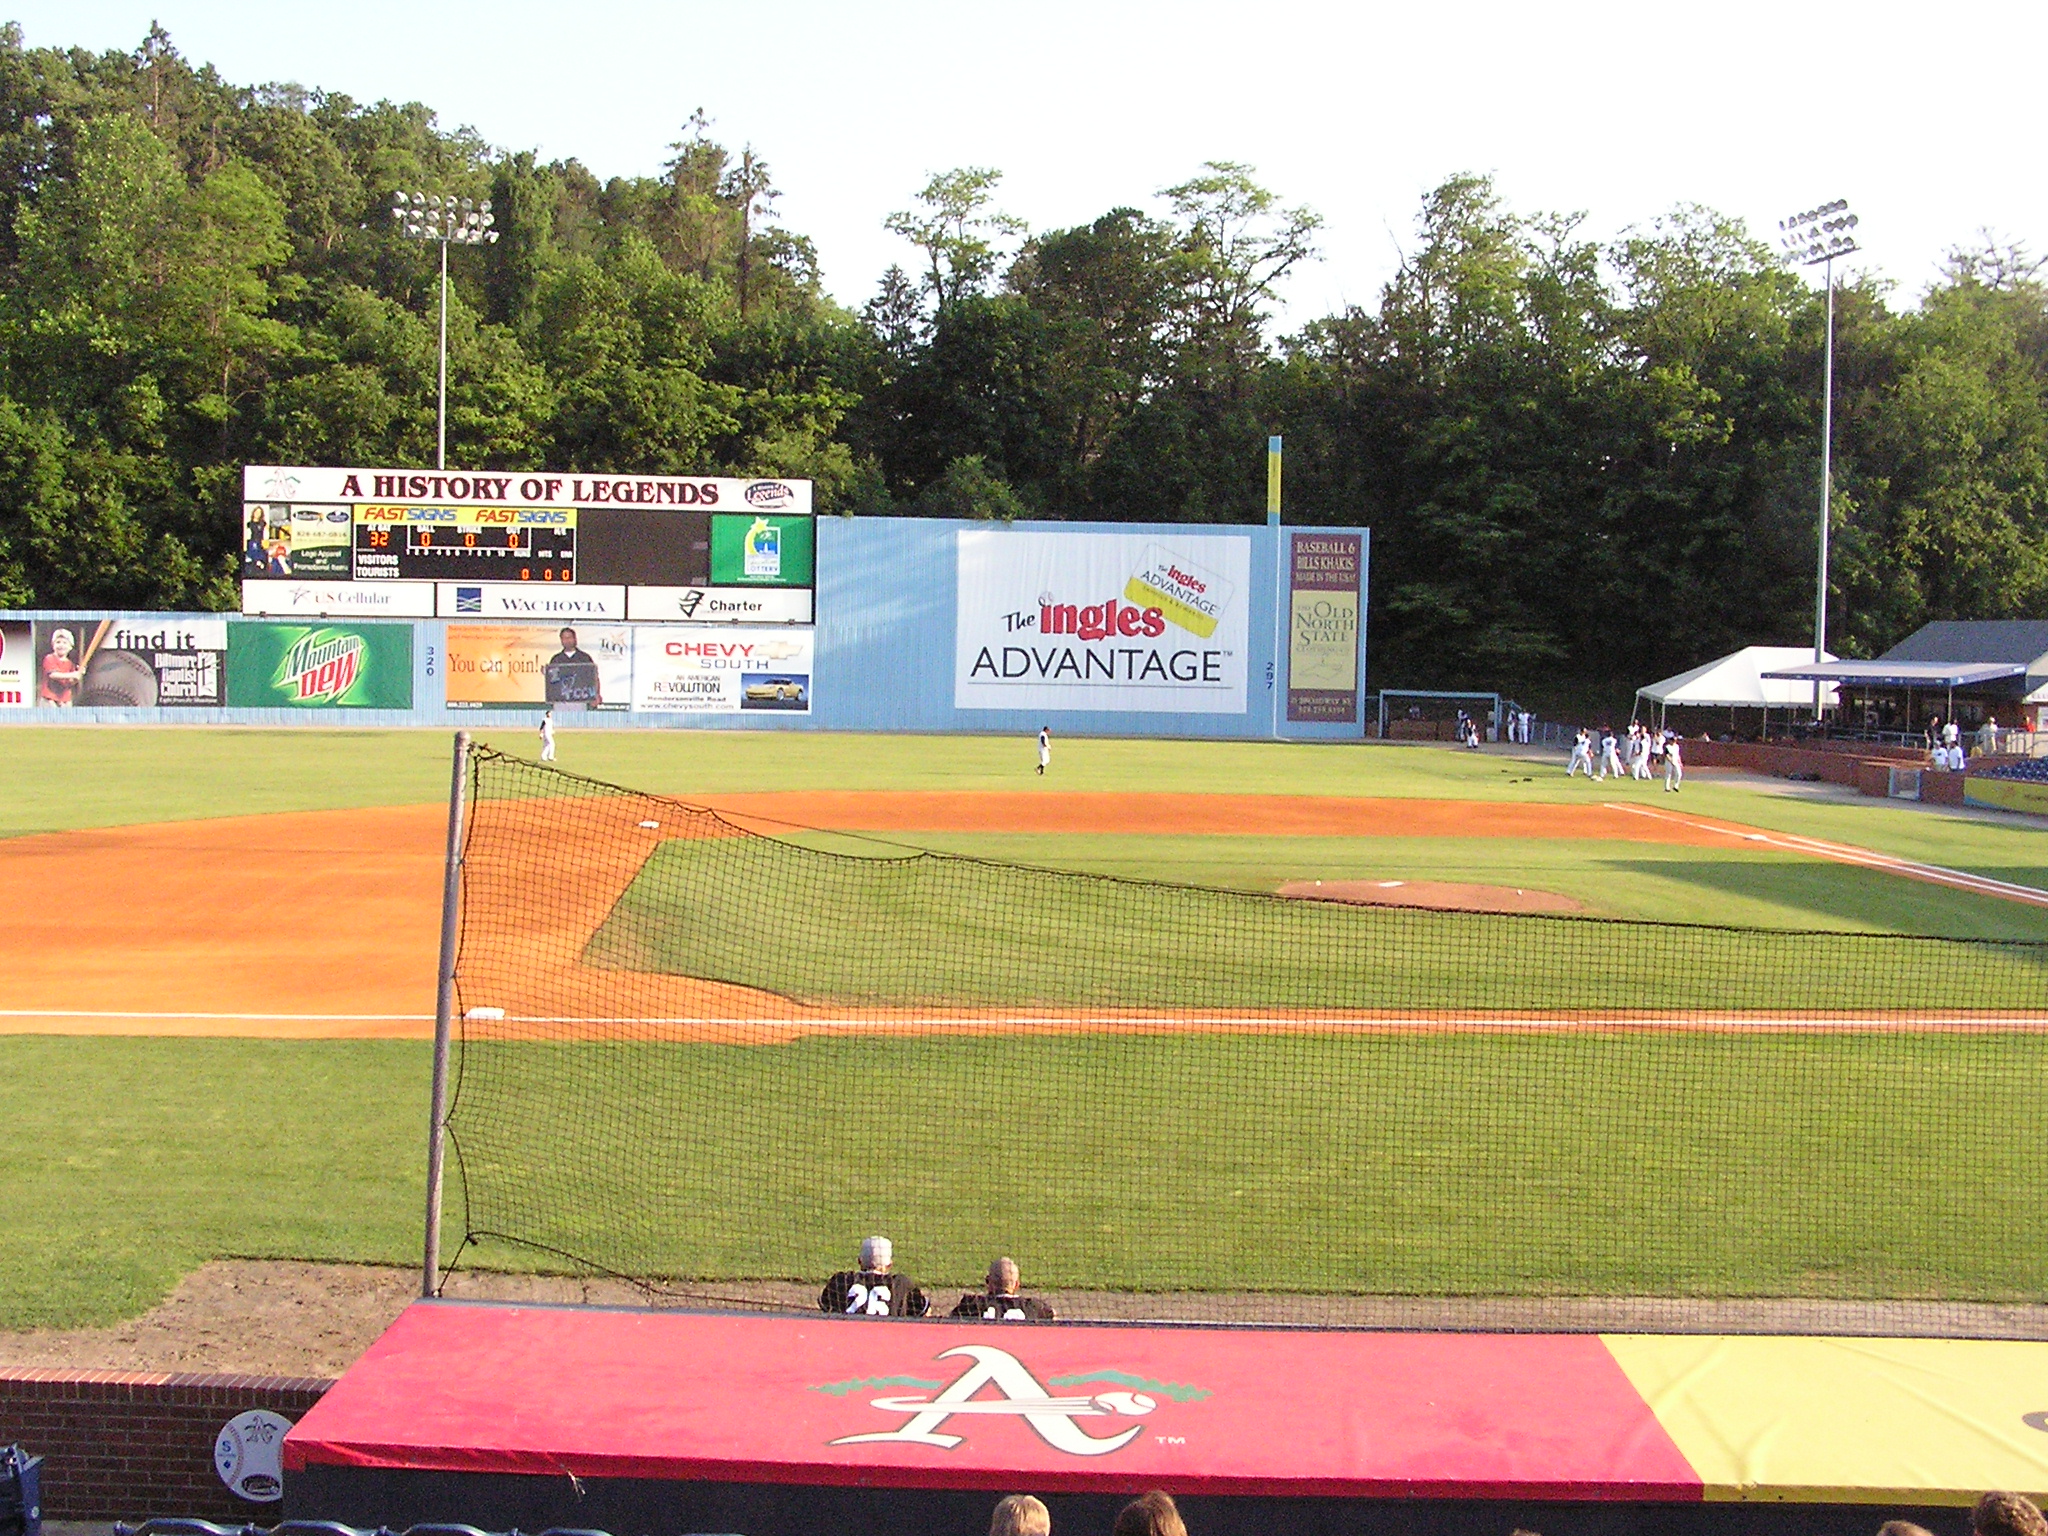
[[0, 516, 1369, 738]]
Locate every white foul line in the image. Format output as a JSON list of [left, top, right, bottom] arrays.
[[1603, 802, 2048, 909], [0, 1009, 435, 1021]]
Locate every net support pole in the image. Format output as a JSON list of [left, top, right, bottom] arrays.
[[423, 729, 471, 1297]]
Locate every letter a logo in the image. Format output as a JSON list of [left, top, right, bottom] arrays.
[[830, 1345, 1151, 1455]]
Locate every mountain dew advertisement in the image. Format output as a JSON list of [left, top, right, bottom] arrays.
[[710, 512, 814, 586], [227, 622, 413, 708]]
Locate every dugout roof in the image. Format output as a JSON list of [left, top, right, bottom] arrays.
[[1763, 660, 2027, 688], [1764, 620, 2048, 692], [1637, 646, 1838, 709]]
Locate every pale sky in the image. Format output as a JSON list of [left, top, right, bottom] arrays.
[[16, 1, 2046, 328]]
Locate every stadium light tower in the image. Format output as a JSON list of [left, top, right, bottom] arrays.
[[393, 191, 499, 470], [1778, 198, 1860, 721]]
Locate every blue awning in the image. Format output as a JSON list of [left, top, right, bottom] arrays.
[[1761, 660, 2026, 688]]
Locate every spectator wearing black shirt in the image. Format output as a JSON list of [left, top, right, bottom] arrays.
[[950, 1256, 1055, 1321], [820, 1234, 930, 1317]]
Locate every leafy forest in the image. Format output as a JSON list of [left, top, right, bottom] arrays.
[[3, 25, 2046, 705]]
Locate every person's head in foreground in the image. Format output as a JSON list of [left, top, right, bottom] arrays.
[[1876, 1522, 1935, 1536], [1112, 1490, 1187, 1536], [986, 1255, 1020, 1297], [1974, 1492, 2048, 1536], [989, 1493, 1050, 1536], [859, 1234, 893, 1273]]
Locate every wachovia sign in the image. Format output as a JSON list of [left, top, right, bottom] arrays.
[[821, 1344, 1202, 1456], [954, 530, 1250, 713]]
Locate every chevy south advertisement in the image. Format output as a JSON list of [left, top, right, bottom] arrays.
[[631, 627, 812, 713]]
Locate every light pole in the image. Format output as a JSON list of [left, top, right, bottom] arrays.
[[393, 191, 498, 471], [1778, 198, 1859, 721]]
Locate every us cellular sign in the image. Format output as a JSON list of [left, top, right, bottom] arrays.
[[954, 530, 1250, 713]]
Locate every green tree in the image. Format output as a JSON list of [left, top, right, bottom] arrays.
[[884, 167, 1025, 312]]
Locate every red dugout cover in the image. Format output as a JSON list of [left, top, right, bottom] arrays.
[[284, 1302, 1701, 1500]]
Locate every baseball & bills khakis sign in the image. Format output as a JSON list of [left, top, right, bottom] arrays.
[[1286, 531, 1364, 723], [954, 530, 1250, 713]]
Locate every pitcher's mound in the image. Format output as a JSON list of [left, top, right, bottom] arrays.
[[1277, 879, 1585, 915]]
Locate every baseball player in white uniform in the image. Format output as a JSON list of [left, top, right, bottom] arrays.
[[1567, 729, 1594, 777], [1597, 728, 1624, 781]]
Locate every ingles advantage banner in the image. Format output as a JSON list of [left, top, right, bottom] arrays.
[[226, 623, 413, 708], [954, 530, 1250, 713]]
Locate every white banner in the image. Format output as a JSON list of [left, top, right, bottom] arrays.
[[240, 581, 436, 617], [954, 530, 1250, 713], [631, 627, 814, 713], [436, 583, 627, 619], [627, 586, 814, 624], [243, 464, 810, 514], [0, 621, 28, 707]]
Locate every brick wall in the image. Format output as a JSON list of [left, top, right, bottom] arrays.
[[1923, 767, 1966, 806], [0, 1371, 330, 1521], [1682, 738, 1925, 786]]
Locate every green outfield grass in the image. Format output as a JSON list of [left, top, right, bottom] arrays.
[[13, 1025, 2045, 1330], [7, 726, 2048, 930], [584, 831, 2048, 1009], [448, 1028, 2048, 1305], [821, 831, 2048, 941], [8, 726, 2048, 1330], [0, 1038, 443, 1328]]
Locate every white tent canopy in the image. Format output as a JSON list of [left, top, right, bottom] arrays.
[[1636, 646, 1839, 711]]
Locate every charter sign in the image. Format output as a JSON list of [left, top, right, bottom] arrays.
[[955, 530, 1250, 713]]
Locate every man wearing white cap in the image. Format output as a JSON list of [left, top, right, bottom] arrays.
[[820, 1234, 930, 1317]]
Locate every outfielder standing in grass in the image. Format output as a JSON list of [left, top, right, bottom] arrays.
[[1663, 730, 1683, 792], [539, 708, 556, 763], [1037, 725, 1051, 776]]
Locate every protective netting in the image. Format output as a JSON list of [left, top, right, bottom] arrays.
[[444, 747, 2048, 1321]]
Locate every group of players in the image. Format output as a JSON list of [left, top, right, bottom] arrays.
[[820, 1235, 1056, 1321], [1566, 722, 1684, 789]]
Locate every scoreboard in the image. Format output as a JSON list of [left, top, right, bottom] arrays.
[[354, 506, 578, 582], [240, 466, 814, 623]]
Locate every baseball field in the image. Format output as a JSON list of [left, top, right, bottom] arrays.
[[7, 727, 2048, 1330]]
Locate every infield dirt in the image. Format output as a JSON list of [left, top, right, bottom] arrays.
[[0, 789, 1998, 1038]]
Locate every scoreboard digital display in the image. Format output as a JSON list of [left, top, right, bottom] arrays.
[[353, 506, 578, 582], [240, 466, 816, 623]]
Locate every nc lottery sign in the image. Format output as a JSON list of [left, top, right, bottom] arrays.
[[954, 529, 1250, 713]]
